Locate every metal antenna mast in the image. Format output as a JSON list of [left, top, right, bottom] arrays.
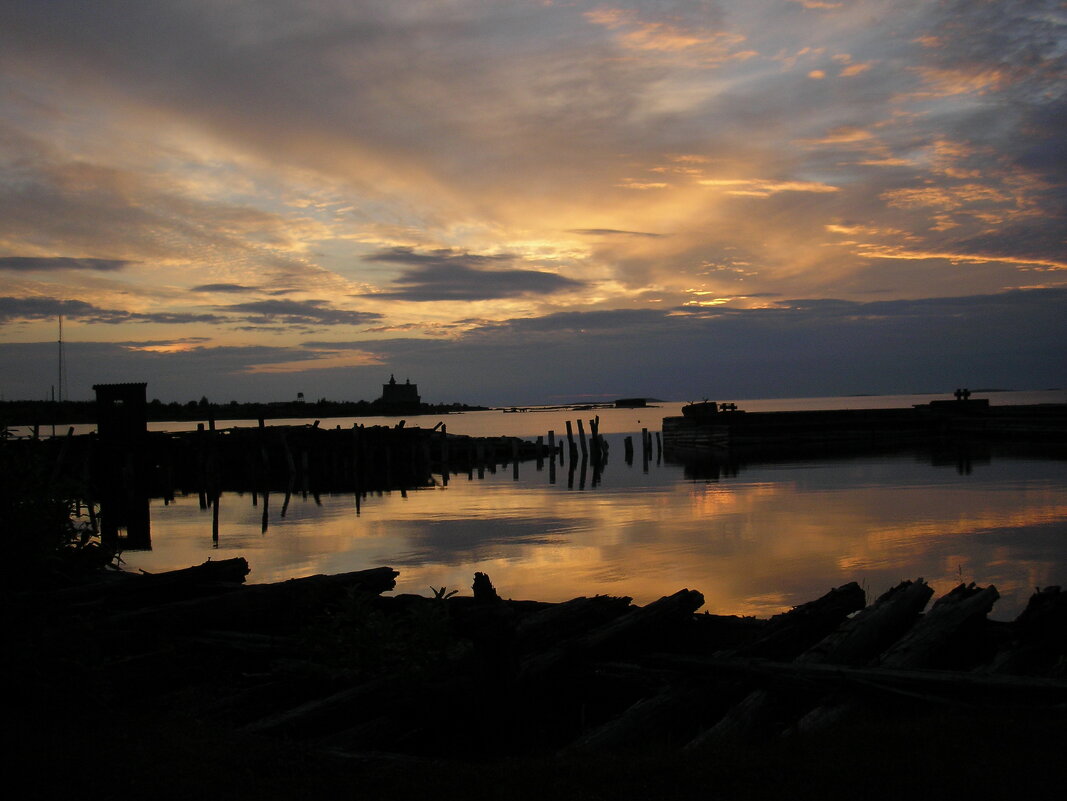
[[57, 314, 64, 403]]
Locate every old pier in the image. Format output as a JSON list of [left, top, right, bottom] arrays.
[[663, 391, 1067, 456]]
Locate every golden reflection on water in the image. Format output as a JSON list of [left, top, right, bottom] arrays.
[[121, 448, 1067, 621]]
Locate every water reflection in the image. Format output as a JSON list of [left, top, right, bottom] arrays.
[[119, 437, 1067, 621]]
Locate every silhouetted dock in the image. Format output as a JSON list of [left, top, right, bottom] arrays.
[[8, 421, 552, 494], [663, 394, 1067, 455]]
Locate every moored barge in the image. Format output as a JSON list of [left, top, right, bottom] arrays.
[[662, 393, 1067, 454]]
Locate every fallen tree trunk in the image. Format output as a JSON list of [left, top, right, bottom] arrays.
[[519, 589, 704, 680], [565, 682, 713, 755], [688, 578, 934, 748], [514, 595, 634, 653], [103, 566, 399, 634], [637, 655, 1067, 708], [876, 582, 1001, 670], [986, 586, 1067, 677], [724, 582, 867, 661], [23, 557, 251, 610], [794, 582, 1000, 732]]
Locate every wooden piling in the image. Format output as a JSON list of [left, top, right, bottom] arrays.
[[566, 421, 578, 462]]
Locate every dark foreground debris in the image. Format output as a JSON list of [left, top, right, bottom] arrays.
[[9, 563, 1067, 799]]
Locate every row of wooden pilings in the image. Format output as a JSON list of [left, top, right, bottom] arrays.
[[623, 426, 662, 470], [7, 415, 666, 550]]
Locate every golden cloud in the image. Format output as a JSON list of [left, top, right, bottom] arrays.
[[244, 349, 384, 374], [699, 178, 839, 197]]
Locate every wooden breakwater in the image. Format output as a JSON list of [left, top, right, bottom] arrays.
[[17, 564, 1067, 761], [5, 421, 559, 498], [663, 398, 1067, 456]]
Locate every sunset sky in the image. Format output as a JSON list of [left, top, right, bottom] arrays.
[[1, 0, 1064, 405]]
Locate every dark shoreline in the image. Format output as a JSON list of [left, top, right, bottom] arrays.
[[0, 397, 489, 428]]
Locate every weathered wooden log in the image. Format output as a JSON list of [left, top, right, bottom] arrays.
[[580, 589, 704, 655], [138, 556, 250, 584], [103, 566, 399, 634], [688, 579, 933, 748], [876, 582, 1000, 670], [986, 586, 1067, 677], [22, 557, 251, 610], [514, 595, 634, 654], [520, 589, 704, 680], [685, 613, 766, 654], [795, 582, 999, 732], [242, 676, 396, 738], [799, 579, 934, 666], [637, 655, 1067, 708], [724, 582, 867, 661], [565, 682, 712, 755]]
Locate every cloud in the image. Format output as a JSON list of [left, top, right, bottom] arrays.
[[0, 295, 379, 328], [363, 247, 585, 301], [567, 228, 665, 238], [191, 283, 257, 293], [0, 296, 225, 325], [0, 256, 133, 272], [0, 1, 1063, 404], [219, 299, 383, 326], [697, 178, 840, 197], [0, 297, 114, 323], [2, 288, 1063, 404]]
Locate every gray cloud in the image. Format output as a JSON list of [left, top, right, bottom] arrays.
[[364, 247, 585, 301], [220, 299, 382, 326], [568, 229, 665, 238], [191, 283, 257, 293], [0, 256, 133, 272], [0, 296, 228, 325], [0, 295, 376, 328], [2, 288, 1062, 404], [0, 297, 115, 323]]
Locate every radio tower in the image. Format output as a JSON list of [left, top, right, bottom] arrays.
[[57, 314, 65, 403]]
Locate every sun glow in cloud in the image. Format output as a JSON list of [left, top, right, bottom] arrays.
[[697, 179, 840, 197], [244, 349, 385, 374]]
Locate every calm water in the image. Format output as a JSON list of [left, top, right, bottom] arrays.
[[107, 391, 1066, 619]]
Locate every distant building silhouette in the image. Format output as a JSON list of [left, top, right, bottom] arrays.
[[92, 382, 150, 549], [378, 374, 421, 411], [93, 382, 148, 442]]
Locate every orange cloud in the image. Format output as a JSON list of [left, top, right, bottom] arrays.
[[856, 245, 1067, 271], [699, 178, 839, 197], [839, 62, 872, 77], [245, 349, 384, 374]]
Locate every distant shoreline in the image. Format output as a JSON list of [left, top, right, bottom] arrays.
[[0, 398, 489, 427]]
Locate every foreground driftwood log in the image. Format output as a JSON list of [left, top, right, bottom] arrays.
[[19, 563, 1067, 760], [687, 579, 935, 748]]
